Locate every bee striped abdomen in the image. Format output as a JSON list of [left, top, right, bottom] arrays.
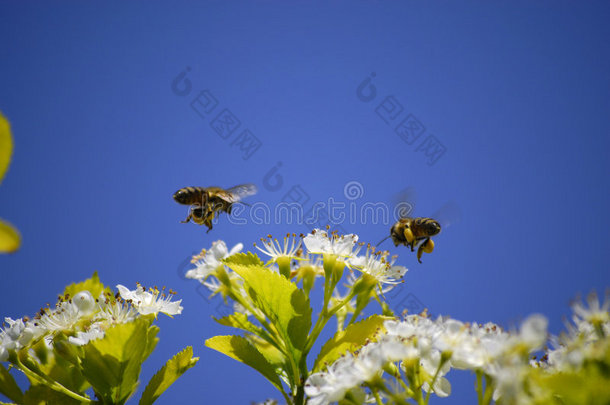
[[173, 187, 207, 205]]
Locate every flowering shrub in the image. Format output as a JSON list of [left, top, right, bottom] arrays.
[[187, 229, 610, 405], [0, 273, 197, 404], [2, 229, 608, 404]]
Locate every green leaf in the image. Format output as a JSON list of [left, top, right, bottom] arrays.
[[48, 335, 90, 394], [63, 272, 112, 302], [81, 318, 152, 404], [214, 312, 267, 337], [223, 251, 265, 267], [13, 349, 91, 403], [245, 335, 286, 369], [22, 384, 84, 405], [225, 261, 312, 359], [139, 346, 198, 405], [0, 112, 20, 255], [205, 335, 283, 391], [142, 323, 160, 363], [0, 219, 20, 254], [0, 364, 23, 403], [0, 111, 12, 183], [313, 315, 390, 372]]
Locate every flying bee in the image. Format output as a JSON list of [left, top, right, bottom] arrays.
[[173, 184, 257, 232], [378, 188, 461, 263], [387, 217, 441, 263]]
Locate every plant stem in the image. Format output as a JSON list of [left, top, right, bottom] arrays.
[[481, 374, 494, 405], [475, 370, 482, 404], [14, 353, 92, 403]]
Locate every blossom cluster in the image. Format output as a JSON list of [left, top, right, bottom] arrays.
[[305, 294, 610, 405], [186, 228, 407, 298], [0, 281, 183, 362], [185, 229, 609, 405]]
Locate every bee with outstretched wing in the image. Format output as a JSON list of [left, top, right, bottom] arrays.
[[173, 184, 257, 232], [379, 188, 461, 263]]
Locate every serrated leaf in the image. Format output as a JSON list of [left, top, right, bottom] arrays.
[[138, 346, 198, 405], [313, 315, 390, 372], [81, 318, 152, 404], [223, 251, 264, 267], [63, 272, 112, 301], [225, 262, 312, 360], [0, 111, 12, 183], [214, 312, 267, 337], [142, 324, 160, 363], [0, 219, 20, 254], [205, 335, 282, 391], [0, 363, 23, 403], [245, 335, 285, 368]]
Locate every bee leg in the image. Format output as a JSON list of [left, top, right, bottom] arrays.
[[403, 227, 415, 251], [180, 213, 192, 223], [417, 238, 435, 263], [204, 216, 213, 233]]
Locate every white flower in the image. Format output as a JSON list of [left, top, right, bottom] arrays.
[[303, 229, 358, 258], [186, 240, 243, 280], [97, 300, 138, 325], [518, 314, 548, 349], [422, 376, 452, 398], [39, 301, 84, 332], [2, 317, 26, 342], [117, 284, 183, 317], [68, 323, 105, 346], [305, 355, 358, 405], [432, 319, 484, 370], [572, 292, 610, 326], [0, 317, 41, 360], [255, 234, 301, 261], [349, 248, 407, 292], [72, 291, 96, 315]]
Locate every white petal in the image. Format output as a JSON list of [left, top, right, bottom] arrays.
[[73, 291, 96, 314], [520, 314, 548, 348], [303, 232, 331, 254], [209, 240, 229, 259], [332, 234, 357, 256], [228, 242, 244, 256]]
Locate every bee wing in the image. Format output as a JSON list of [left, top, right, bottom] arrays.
[[223, 184, 258, 203], [433, 201, 462, 229], [392, 187, 417, 219]]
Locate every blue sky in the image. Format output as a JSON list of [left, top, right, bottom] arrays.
[[1, 1, 609, 403]]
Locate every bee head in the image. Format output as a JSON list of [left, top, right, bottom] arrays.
[[427, 220, 441, 236], [173, 189, 189, 204]]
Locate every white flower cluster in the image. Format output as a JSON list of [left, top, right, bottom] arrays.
[[186, 240, 243, 282], [305, 313, 548, 405], [304, 229, 407, 292], [186, 240, 245, 298], [189, 230, 408, 296], [544, 292, 610, 372], [306, 292, 610, 405], [0, 285, 182, 361]]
